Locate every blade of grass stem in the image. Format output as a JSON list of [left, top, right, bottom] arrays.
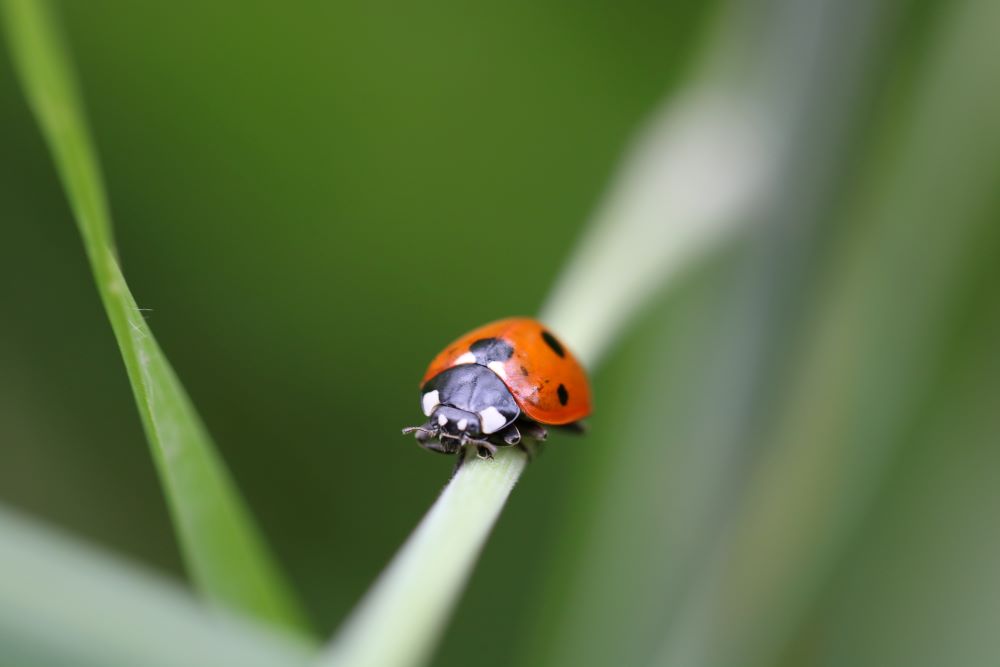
[[0, 505, 315, 667], [522, 259, 743, 667], [320, 450, 527, 667], [521, 0, 897, 662], [790, 295, 1000, 667], [653, 0, 1000, 663], [1, 0, 309, 634]]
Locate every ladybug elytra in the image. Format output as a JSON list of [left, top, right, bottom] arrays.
[[403, 317, 592, 459]]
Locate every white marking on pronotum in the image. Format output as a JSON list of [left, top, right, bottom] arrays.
[[478, 406, 507, 434], [455, 351, 476, 365], [438, 413, 448, 427], [422, 390, 440, 416], [457, 418, 468, 431], [487, 361, 507, 379]]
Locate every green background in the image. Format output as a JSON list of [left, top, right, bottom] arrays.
[[2, 1, 998, 666]]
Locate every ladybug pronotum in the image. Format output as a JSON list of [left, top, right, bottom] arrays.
[[403, 317, 592, 460]]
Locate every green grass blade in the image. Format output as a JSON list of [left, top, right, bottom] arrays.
[[652, 0, 1000, 664], [518, 0, 897, 663], [788, 283, 1000, 667], [321, 450, 527, 667], [1, 0, 310, 634], [0, 505, 315, 667]]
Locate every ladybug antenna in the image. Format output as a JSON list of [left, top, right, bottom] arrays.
[[402, 425, 438, 436]]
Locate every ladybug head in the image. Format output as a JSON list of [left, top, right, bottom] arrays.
[[402, 403, 485, 453], [403, 364, 522, 458], [432, 405, 483, 439]]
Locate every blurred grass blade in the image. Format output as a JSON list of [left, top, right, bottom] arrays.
[[790, 295, 1000, 667], [653, 0, 1000, 664], [517, 0, 904, 663], [0, 505, 315, 667], [1, 0, 309, 634], [539, 88, 773, 365]]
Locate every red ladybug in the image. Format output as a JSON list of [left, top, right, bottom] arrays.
[[404, 317, 592, 459]]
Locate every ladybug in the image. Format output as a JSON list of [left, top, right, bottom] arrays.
[[403, 317, 592, 459]]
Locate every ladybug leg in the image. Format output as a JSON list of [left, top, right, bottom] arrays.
[[405, 423, 465, 456], [471, 440, 497, 460], [512, 420, 546, 462], [500, 423, 522, 446], [450, 446, 467, 478], [519, 420, 548, 442], [418, 438, 453, 455], [402, 423, 439, 441]]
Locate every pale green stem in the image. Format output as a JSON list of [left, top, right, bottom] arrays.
[[320, 451, 526, 667]]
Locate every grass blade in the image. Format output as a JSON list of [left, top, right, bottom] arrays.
[[519, 0, 898, 662], [321, 450, 527, 667], [0, 505, 314, 667], [791, 296, 1000, 667], [1, 0, 309, 633], [652, 0, 1000, 663]]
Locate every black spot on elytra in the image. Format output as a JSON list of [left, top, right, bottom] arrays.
[[541, 330, 565, 358], [520, 365, 529, 376], [470, 337, 514, 364], [557, 383, 569, 406]]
